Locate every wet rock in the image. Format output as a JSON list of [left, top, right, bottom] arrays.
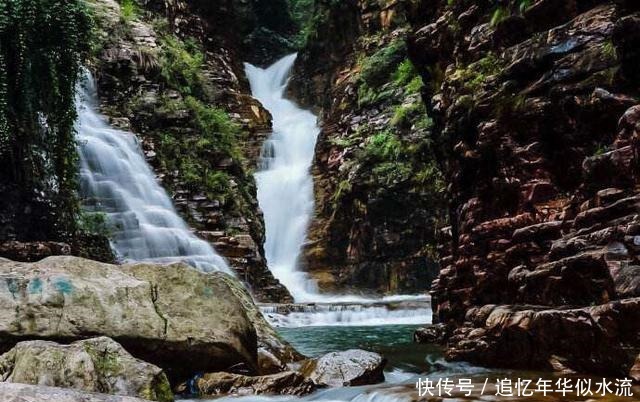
[[300, 349, 386, 387], [0, 337, 172, 402], [0, 256, 258, 383], [413, 324, 447, 344], [216, 274, 305, 374], [447, 300, 640, 376], [0, 383, 151, 401], [192, 371, 315, 396], [0, 241, 70, 262]]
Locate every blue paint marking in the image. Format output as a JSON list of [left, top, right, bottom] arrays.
[[28, 278, 43, 294], [53, 277, 74, 295]]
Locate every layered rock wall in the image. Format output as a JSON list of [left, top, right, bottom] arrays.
[[408, 0, 640, 374], [89, 0, 291, 302], [292, 0, 445, 294]]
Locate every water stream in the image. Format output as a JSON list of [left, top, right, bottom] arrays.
[[245, 55, 431, 327], [76, 71, 230, 274], [245, 54, 321, 301]]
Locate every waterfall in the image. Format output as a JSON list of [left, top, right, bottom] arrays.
[[245, 54, 321, 301], [75, 71, 231, 274], [246, 55, 432, 324]]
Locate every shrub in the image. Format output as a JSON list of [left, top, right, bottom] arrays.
[[159, 36, 208, 97], [364, 131, 403, 161], [359, 38, 407, 87], [119, 0, 139, 22]]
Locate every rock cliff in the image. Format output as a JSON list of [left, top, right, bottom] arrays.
[[408, 0, 640, 375], [291, 0, 446, 294], [87, 0, 292, 302]]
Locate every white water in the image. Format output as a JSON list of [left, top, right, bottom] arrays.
[[260, 300, 432, 328], [76, 71, 231, 274], [245, 54, 321, 301]]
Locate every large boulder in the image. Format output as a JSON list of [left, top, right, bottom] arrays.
[[0, 337, 172, 402], [0, 383, 151, 401], [447, 299, 640, 376], [191, 371, 315, 396], [299, 349, 386, 387], [217, 274, 305, 374], [0, 256, 257, 383]]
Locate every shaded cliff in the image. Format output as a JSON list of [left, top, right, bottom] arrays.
[[408, 0, 640, 376], [86, 0, 293, 302], [291, 0, 446, 295]]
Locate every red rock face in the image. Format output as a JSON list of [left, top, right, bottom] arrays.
[[408, 0, 640, 375]]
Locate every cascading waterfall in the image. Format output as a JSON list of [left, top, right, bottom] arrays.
[[245, 54, 321, 301], [76, 71, 230, 274], [246, 55, 431, 327]]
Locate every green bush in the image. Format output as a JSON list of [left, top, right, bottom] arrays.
[[364, 131, 403, 161], [159, 36, 208, 97], [119, 0, 139, 22], [359, 38, 407, 87]]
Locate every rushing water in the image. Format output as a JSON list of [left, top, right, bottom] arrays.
[[76, 71, 230, 273], [245, 54, 321, 301], [181, 325, 639, 402]]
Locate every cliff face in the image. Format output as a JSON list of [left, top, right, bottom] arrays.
[[292, 0, 446, 294], [87, 0, 292, 302], [408, 0, 640, 374]]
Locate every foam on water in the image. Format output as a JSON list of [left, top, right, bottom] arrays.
[[245, 54, 321, 302], [260, 300, 431, 328], [76, 71, 230, 274]]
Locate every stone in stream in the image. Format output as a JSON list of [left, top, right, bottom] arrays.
[[299, 349, 387, 387], [0, 383, 152, 401], [189, 371, 316, 396], [217, 275, 305, 374], [413, 324, 447, 344], [0, 256, 259, 383], [0, 337, 172, 401]]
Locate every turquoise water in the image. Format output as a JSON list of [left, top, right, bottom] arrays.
[[183, 325, 640, 401], [278, 325, 442, 374]]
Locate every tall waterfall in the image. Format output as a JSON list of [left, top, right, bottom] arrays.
[[245, 54, 320, 302], [76, 72, 230, 274]]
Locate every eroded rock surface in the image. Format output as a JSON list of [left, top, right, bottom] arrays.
[[0, 256, 257, 383], [0, 383, 151, 402], [406, 0, 640, 376], [0, 337, 172, 402], [300, 349, 386, 387], [193, 371, 315, 396]]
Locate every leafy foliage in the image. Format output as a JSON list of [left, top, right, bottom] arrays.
[[0, 0, 91, 239], [159, 36, 209, 98], [154, 96, 242, 201], [359, 38, 407, 87]]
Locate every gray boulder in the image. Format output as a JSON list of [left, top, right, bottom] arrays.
[[192, 371, 315, 396], [0, 337, 172, 401], [0, 383, 151, 401], [0, 256, 257, 382], [300, 349, 386, 387]]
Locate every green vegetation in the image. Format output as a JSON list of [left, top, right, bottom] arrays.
[[0, 0, 91, 239], [491, 0, 533, 27], [153, 96, 242, 201], [159, 36, 210, 98], [77, 212, 111, 237], [451, 52, 502, 93], [119, 0, 140, 22], [359, 39, 407, 87]]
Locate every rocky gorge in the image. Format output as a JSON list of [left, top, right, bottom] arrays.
[[405, 0, 640, 380]]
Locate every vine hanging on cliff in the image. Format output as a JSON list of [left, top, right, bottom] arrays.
[[0, 0, 91, 239]]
